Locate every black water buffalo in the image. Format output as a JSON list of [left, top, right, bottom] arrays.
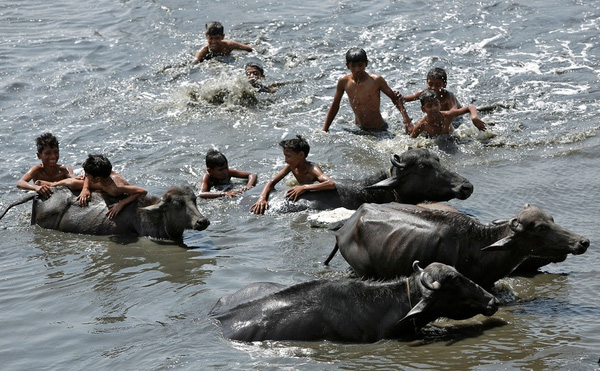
[[210, 261, 498, 343], [249, 148, 473, 212], [1, 186, 209, 240], [327, 203, 589, 288]]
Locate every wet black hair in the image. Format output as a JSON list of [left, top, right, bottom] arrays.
[[279, 135, 310, 157], [36, 133, 59, 153], [82, 154, 112, 178], [206, 149, 228, 168], [245, 62, 264, 76], [205, 21, 224, 36], [419, 89, 439, 106], [345, 47, 368, 64], [427, 67, 448, 84]]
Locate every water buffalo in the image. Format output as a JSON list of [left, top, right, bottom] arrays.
[[248, 148, 473, 212], [327, 203, 589, 288], [210, 261, 498, 343], [1, 186, 209, 240]]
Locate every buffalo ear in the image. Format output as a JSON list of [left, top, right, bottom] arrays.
[[399, 299, 428, 322], [481, 234, 515, 252]]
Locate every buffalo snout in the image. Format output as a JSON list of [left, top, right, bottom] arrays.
[[195, 218, 210, 231], [454, 181, 474, 200], [573, 237, 590, 255]]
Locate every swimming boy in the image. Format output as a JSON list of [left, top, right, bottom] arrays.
[[250, 135, 335, 215], [199, 149, 257, 199], [398, 89, 486, 138], [17, 133, 74, 198], [72, 154, 147, 218], [194, 21, 253, 63], [245, 62, 276, 93], [401, 67, 461, 112], [322, 47, 400, 132]]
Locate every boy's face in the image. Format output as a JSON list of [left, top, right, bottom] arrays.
[[426, 78, 446, 94], [206, 34, 224, 48], [346, 61, 368, 80], [37, 146, 59, 168], [421, 99, 441, 115], [207, 164, 229, 180], [246, 66, 264, 86], [283, 148, 305, 167]]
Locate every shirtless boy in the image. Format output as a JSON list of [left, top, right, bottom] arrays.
[[322, 47, 400, 132], [194, 21, 253, 63], [77, 154, 147, 219], [199, 149, 257, 199], [250, 135, 335, 215], [402, 67, 461, 111], [398, 89, 486, 138], [17, 133, 74, 198]]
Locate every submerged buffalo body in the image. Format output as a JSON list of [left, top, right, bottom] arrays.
[[29, 186, 209, 239], [210, 262, 498, 343], [259, 148, 473, 212], [331, 203, 589, 288]]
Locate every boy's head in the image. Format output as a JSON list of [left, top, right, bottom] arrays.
[[35, 133, 60, 166], [82, 154, 112, 179], [36, 133, 59, 154], [206, 149, 229, 180], [279, 135, 310, 159], [426, 67, 448, 93], [419, 89, 441, 113], [205, 21, 224, 36], [245, 62, 265, 80], [345, 48, 368, 64]]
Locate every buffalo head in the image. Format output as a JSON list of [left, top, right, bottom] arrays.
[[366, 149, 473, 203], [401, 261, 499, 323], [140, 186, 209, 239], [481, 204, 589, 257]]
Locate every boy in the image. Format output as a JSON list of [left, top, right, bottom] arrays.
[[199, 149, 257, 199], [398, 89, 486, 138], [17, 133, 74, 198], [322, 47, 400, 132], [194, 21, 253, 64], [43, 154, 147, 218], [402, 67, 461, 111], [250, 135, 335, 215], [245, 62, 276, 93]]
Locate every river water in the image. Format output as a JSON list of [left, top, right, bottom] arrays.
[[1, 0, 599, 369]]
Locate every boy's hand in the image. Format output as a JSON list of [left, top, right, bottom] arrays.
[[34, 183, 53, 199], [77, 188, 92, 206], [472, 117, 486, 131], [106, 201, 124, 219], [285, 185, 306, 202], [250, 199, 268, 215]]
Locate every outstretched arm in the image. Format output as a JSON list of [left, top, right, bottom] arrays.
[[397, 99, 416, 135], [228, 40, 253, 52], [322, 79, 346, 132], [229, 169, 257, 191], [106, 185, 147, 219], [250, 167, 290, 215], [17, 166, 52, 198], [446, 106, 486, 131]]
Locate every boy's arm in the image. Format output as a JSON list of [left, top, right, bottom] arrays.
[[106, 185, 147, 219], [285, 165, 335, 202], [408, 117, 427, 138], [17, 166, 52, 198], [198, 173, 225, 199], [228, 169, 258, 191], [446, 106, 486, 131], [377, 76, 399, 105], [250, 167, 289, 215], [227, 40, 253, 52], [322, 78, 346, 132], [397, 99, 416, 135], [77, 176, 93, 206], [194, 46, 209, 64], [402, 90, 422, 102]]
